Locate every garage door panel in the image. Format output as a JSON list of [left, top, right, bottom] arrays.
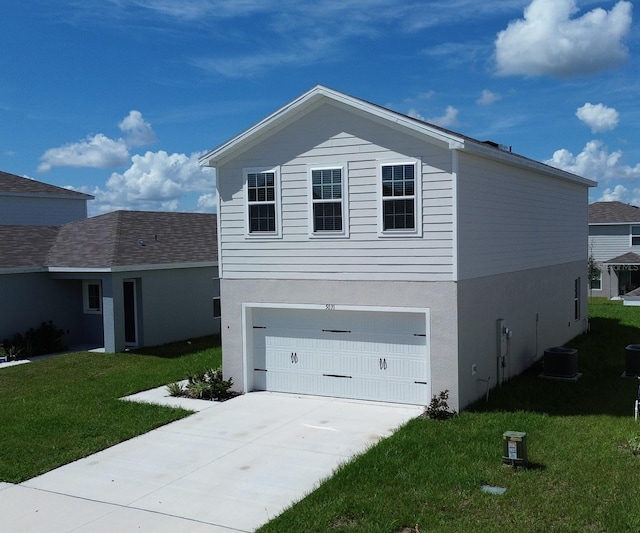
[[251, 308, 430, 405]]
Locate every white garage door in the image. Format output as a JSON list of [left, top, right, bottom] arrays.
[[251, 307, 430, 405]]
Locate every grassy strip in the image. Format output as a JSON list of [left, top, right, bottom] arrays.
[[258, 300, 640, 532], [0, 336, 221, 483]]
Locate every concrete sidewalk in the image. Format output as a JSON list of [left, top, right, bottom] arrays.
[[1, 392, 421, 532]]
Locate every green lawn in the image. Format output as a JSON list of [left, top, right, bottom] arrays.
[[0, 336, 221, 483], [257, 299, 640, 532]]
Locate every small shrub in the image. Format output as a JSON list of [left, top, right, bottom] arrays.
[[423, 389, 457, 420], [166, 381, 184, 397], [2, 321, 66, 359], [185, 367, 235, 401]]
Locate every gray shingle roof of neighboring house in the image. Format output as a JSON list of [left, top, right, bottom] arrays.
[[589, 201, 640, 224], [0, 226, 60, 269], [47, 211, 217, 268], [0, 211, 217, 270], [604, 252, 640, 264], [0, 170, 94, 199]]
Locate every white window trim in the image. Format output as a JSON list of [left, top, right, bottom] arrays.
[[590, 269, 602, 291], [244, 166, 282, 239], [307, 164, 349, 238], [377, 159, 423, 238], [631, 226, 640, 246], [82, 280, 102, 315]]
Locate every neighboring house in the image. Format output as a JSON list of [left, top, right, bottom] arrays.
[[199, 85, 595, 411], [0, 170, 92, 225], [0, 211, 220, 353], [588, 201, 640, 299]]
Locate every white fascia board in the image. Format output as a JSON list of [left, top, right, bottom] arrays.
[[47, 261, 217, 274], [199, 85, 465, 168], [590, 222, 639, 226], [460, 141, 597, 188], [0, 267, 48, 275]]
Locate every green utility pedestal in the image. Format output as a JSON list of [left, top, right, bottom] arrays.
[[502, 431, 528, 466]]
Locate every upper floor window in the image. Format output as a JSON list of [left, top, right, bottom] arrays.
[[309, 166, 348, 236], [245, 167, 281, 237], [632, 226, 640, 246], [379, 161, 422, 236]]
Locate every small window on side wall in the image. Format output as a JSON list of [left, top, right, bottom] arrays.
[[83, 281, 102, 314], [213, 297, 221, 319], [574, 277, 581, 321]]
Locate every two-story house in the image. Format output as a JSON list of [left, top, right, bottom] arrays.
[[0, 170, 92, 225], [588, 201, 640, 299], [200, 85, 595, 410]]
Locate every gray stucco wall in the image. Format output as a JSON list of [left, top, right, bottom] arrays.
[[456, 260, 589, 409], [0, 273, 82, 349], [135, 266, 220, 350], [220, 278, 460, 408]]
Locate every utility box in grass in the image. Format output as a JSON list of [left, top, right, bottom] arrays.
[[502, 431, 528, 466]]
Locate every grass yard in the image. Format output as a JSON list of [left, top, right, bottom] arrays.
[[0, 336, 221, 483], [257, 299, 640, 532]]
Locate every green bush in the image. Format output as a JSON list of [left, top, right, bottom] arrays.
[[2, 321, 66, 359], [423, 389, 457, 420], [185, 367, 235, 401]]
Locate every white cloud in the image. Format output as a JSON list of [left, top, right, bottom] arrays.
[[546, 140, 640, 181], [427, 106, 459, 128], [86, 150, 216, 214], [495, 0, 632, 77], [196, 193, 218, 212], [38, 134, 130, 172], [576, 103, 619, 133], [119, 110, 157, 147], [477, 90, 501, 106], [38, 111, 156, 171]]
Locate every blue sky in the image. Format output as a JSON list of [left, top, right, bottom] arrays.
[[0, 0, 637, 216]]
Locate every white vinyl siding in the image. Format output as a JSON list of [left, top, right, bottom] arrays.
[[589, 225, 635, 262], [456, 151, 589, 280], [217, 103, 454, 281]]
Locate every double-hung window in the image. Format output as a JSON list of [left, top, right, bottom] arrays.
[[632, 226, 640, 246], [310, 166, 347, 236], [245, 167, 280, 237], [379, 161, 421, 236], [83, 281, 102, 314]]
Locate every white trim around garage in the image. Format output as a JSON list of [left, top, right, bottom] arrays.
[[241, 302, 431, 405]]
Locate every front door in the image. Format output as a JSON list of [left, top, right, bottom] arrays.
[[123, 280, 138, 346]]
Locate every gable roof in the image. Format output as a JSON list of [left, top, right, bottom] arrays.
[[48, 211, 217, 269], [0, 170, 93, 200], [589, 201, 640, 224], [199, 85, 596, 188], [0, 211, 217, 272]]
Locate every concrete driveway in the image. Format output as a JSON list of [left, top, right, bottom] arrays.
[[1, 391, 422, 532]]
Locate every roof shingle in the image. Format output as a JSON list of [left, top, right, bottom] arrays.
[[1, 211, 217, 270], [0, 170, 93, 199], [589, 201, 640, 224]]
